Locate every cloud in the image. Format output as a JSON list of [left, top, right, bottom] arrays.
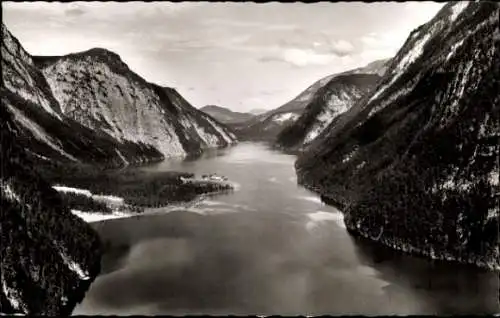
[[245, 96, 265, 106], [284, 48, 337, 67], [259, 89, 286, 96], [265, 24, 297, 31], [359, 31, 409, 55], [329, 39, 354, 56], [65, 7, 86, 17], [2, 1, 446, 113], [360, 35, 379, 46], [259, 48, 339, 67], [257, 56, 282, 63], [201, 18, 267, 29]]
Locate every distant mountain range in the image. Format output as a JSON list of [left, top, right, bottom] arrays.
[[200, 105, 255, 124], [296, 1, 499, 269], [276, 59, 390, 151], [1, 24, 237, 169], [248, 108, 267, 115], [233, 59, 389, 142]]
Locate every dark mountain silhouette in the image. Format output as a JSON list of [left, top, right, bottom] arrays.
[[0, 23, 239, 315], [296, 2, 499, 269], [0, 104, 102, 315]]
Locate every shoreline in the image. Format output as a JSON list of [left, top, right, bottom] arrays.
[[298, 179, 500, 272], [69, 181, 238, 224]]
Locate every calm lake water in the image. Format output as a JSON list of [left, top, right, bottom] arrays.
[[73, 142, 499, 315]]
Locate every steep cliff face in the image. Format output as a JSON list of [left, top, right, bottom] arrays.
[[236, 59, 388, 143], [33, 48, 236, 158], [276, 73, 382, 150], [296, 2, 499, 269], [2, 24, 236, 168], [1, 24, 63, 120], [2, 25, 164, 168], [0, 105, 102, 315], [233, 73, 341, 141]]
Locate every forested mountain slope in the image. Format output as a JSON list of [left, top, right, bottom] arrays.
[[276, 73, 382, 150], [235, 59, 388, 142], [2, 24, 236, 168], [296, 1, 499, 269], [0, 105, 102, 315]]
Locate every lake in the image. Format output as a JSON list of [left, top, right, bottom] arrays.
[[73, 142, 499, 315]]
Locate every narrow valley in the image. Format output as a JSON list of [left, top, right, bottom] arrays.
[[1, 1, 498, 316]]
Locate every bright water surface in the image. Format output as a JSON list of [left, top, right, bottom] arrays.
[[73, 142, 499, 315]]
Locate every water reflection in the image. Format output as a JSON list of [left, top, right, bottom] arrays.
[[351, 238, 499, 314], [75, 143, 499, 315]]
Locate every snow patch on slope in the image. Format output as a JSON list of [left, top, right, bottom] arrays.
[[342, 147, 358, 163], [56, 247, 90, 280], [1, 181, 21, 203], [52, 185, 125, 208], [489, 171, 499, 187], [440, 174, 474, 193], [367, 84, 416, 119], [92, 194, 124, 206], [273, 112, 300, 123], [449, 1, 470, 22], [304, 88, 362, 144], [368, 32, 432, 104], [71, 209, 132, 224], [1, 274, 27, 313], [52, 186, 92, 197], [449, 60, 474, 114], [446, 39, 465, 61], [304, 125, 323, 144]]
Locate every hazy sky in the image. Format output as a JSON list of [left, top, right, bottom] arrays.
[[2, 1, 445, 112]]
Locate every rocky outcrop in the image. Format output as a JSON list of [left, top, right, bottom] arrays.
[[276, 73, 383, 151], [1, 24, 236, 169], [0, 104, 102, 315], [33, 48, 236, 158], [235, 59, 389, 143], [0, 23, 238, 315], [296, 2, 499, 269], [1, 24, 163, 168], [233, 73, 342, 141]]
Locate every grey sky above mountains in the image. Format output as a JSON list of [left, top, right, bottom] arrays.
[[2, 1, 446, 112]]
